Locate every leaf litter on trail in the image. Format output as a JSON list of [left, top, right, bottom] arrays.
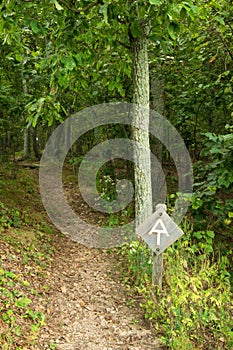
[[36, 236, 162, 350]]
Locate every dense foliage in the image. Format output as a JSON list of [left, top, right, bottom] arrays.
[[0, 0, 232, 349], [118, 231, 232, 349]]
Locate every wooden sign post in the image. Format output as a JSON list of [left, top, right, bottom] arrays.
[[136, 203, 184, 290], [152, 252, 163, 289]]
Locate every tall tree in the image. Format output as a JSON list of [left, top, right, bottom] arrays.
[[129, 12, 152, 224]]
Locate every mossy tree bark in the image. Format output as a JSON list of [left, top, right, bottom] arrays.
[[130, 21, 153, 226]]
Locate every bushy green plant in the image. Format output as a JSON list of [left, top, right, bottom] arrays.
[[0, 202, 21, 230], [191, 129, 233, 231], [0, 268, 46, 348], [120, 240, 152, 286], [118, 228, 233, 349]]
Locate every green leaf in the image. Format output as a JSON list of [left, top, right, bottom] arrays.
[[99, 2, 109, 24], [217, 17, 225, 26], [224, 86, 232, 94], [149, 0, 161, 4], [31, 323, 40, 332], [51, 0, 63, 11], [58, 74, 67, 87], [193, 231, 203, 239], [182, 2, 198, 13], [206, 231, 215, 238], [15, 54, 23, 62], [15, 297, 32, 308], [30, 20, 40, 34], [5, 271, 16, 279], [75, 53, 82, 63], [48, 114, 54, 127], [64, 57, 76, 70], [204, 132, 217, 141], [14, 326, 21, 336], [32, 113, 40, 127], [81, 79, 88, 89], [28, 102, 38, 112], [108, 81, 116, 91], [168, 22, 179, 40]]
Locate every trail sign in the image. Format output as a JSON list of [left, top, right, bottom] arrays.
[[137, 204, 184, 289], [137, 204, 184, 255], [148, 218, 169, 246]]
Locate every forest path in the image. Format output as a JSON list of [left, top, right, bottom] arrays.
[[37, 235, 161, 350]]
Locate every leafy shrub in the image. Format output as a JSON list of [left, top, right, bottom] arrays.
[[191, 129, 233, 231], [118, 228, 233, 349], [0, 202, 21, 229], [0, 267, 46, 348], [120, 240, 152, 286]]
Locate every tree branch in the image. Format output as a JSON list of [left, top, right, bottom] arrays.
[[116, 40, 130, 50], [214, 29, 233, 61]]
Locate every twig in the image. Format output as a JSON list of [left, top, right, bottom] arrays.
[[214, 29, 233, 61], [116, 39, 130, 50]]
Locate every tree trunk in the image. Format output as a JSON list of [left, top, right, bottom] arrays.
[[22, 71, 31, 160], [23, 127, 31, 160], [130, 21, 153, 226], [32, 126, 40, 159]]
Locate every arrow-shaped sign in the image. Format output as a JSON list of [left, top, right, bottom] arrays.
[[148, 218, 169, 246]]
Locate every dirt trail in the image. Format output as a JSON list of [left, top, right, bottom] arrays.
[[38, 235, 161, 350]]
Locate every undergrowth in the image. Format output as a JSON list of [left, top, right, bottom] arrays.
[[118, 224, 233, 350], [0, 167, 55, 349]]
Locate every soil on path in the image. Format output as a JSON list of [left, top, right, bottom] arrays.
[[38, 235, 162, 350], [1, 166, 162, 349]]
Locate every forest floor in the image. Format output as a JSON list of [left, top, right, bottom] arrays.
[[0, 166, 162, 350]]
